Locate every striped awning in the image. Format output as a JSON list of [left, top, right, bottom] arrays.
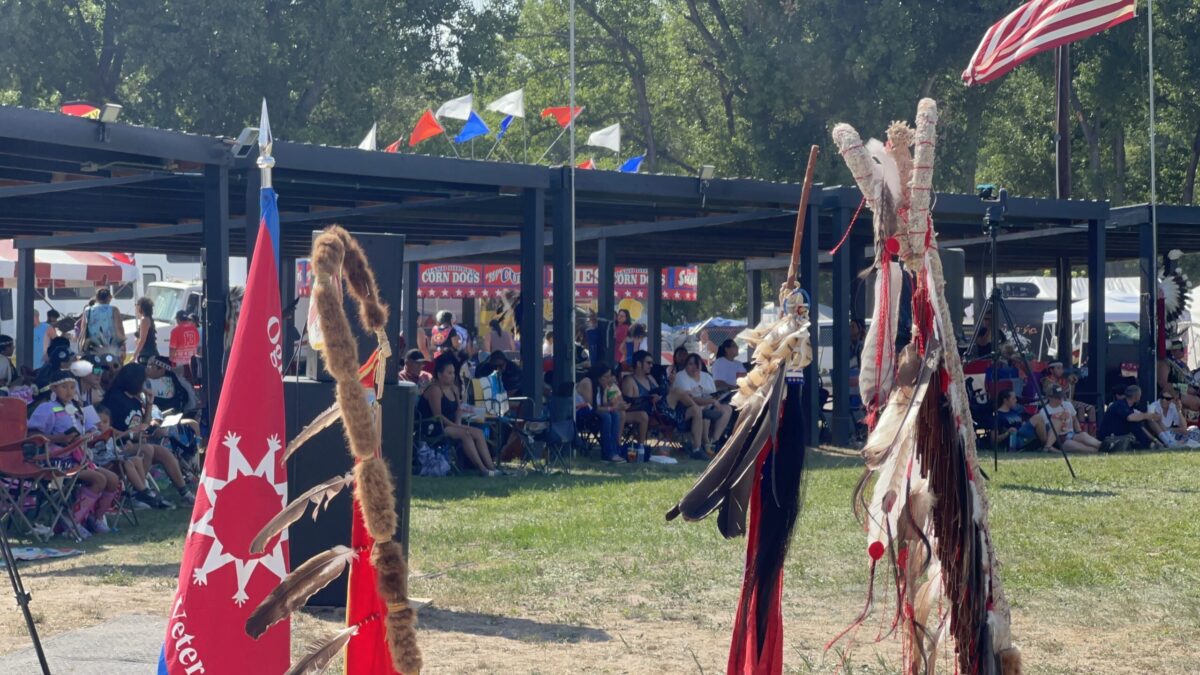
[[0, 239, 137, 288]]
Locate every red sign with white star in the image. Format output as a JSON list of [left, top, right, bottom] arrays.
[[161, 222, 289, 674]]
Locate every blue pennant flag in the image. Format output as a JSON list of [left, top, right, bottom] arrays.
[[618, 155, 645, 173], [496, 114, 515, 140], [454, 111, 490, 143]]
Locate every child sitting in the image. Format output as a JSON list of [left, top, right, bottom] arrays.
[[91, 406, 172, 510]]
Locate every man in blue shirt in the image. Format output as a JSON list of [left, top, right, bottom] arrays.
[[1097, 384, 1159, 449]]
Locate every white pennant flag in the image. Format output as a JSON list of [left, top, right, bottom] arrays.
[[435, 94, 473, 121], [585, 123, 620, 153], [486, 89, 525, 118], [358, 122, 377, 150]]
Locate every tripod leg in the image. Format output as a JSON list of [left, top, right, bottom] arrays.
[[0, 526, 52, 675], [993, 296, 1077, 479]]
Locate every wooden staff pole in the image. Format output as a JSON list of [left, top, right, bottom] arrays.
[[786, 145, 821, 289]]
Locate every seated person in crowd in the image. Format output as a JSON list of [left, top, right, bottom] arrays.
[[576, 364, 627, 463], [89, 404, 158, 510], [671, 353, 733, 458], [0, 334, 15, 388], [476, 350, 523, 395], [398, 349, 432, 390], [625, 323, 649, 367], [1147, 387, 1188, 447], [1098, 384, 1161, 449], [28, 371, 122, 536], [592, 363, 649, 459], [1158, 339, 1200, 411], [34, 338, 76, 390], [421, 353, 497, 476], [1037, 384, 1101, 453], [991, 390, 1029, 450], [667, 346, 690, 385], [144, 355, 201, 466], [101, 363, 195, 507], [1041, 361, 1096, 433], [710, 339, 746, 392], [621, 350, 675, 462]]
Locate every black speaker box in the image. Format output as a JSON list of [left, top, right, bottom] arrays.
[[283, 377, 417, 607]]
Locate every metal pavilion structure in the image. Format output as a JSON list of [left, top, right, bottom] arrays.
[[0, 104, 1192, 444]]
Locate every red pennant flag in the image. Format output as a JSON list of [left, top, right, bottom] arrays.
[[383, 138, 403, 153], [60, 101, 100, 119], [577, 157, 595, 170], [160, 220, 289, 674], [541, 106, 582, 128], [408, 109, 444, 147]]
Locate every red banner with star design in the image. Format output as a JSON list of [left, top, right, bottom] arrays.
[[160, 219, 289, 674]]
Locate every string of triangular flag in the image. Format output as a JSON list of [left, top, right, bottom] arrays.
[[355, 89, 645, 172]]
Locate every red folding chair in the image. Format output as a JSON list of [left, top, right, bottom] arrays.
[[0, 398, 89, 542]]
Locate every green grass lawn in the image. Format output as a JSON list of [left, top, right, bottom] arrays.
[[5, 448, 1198, 673], [405, 448, 1200, 672]]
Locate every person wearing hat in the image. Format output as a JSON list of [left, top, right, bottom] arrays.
[[398, 349, 432, 391], [1035, 384, 1101, 453], [1157, 338, 1200, 412], [1041, 360, 1096, 435], [34, 337, 77, 391], [27, 370, 122, 535], [145, 355, 197, 415], [0, 334, 15, 388]]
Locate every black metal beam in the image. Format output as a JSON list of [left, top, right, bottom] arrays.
[[649, 266, 663, 365], [1088, 219, 1107, 409], [519, 188, 545, 415], [1139, 217, 1157, 398], [831, 205, 853, 446], [1056, 257, 1073, 364], [799, 205, 820, 444], [746, 267, 762, 327], [16, 247, 34, 368], [14, 223, 206, 249], [202, 165, 230, 418], [0, 171, 189, 199], [597, 238, 615, 363], [278, 194, 509, 225], [403, 209, 789, 263], [550, 167, 575, 423]]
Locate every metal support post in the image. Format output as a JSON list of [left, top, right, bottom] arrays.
[[1056, 256, 1073, 364], [798, 206, 820, 443], [1089, 219, 1108, 409], [15, 248, 34, 368], [550, 167, 576, 423], [746, 266, 762, 327], [648, 266, 663, 365], [1138, 217, 1157, 399], [831, 207, 853, 445], [244, 167, 261, 268], [202, 165, 230, 415], [597, 238, 615, 363], [520, 188, 545, 416], [404, 263, 419, 356]]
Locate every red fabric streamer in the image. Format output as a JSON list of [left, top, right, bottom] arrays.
[[727, 446, 785, 675], [345, 494, 400, 674], [828, 197, 867, 256]]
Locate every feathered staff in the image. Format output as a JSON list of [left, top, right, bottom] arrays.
[[666, 145, 818, 674], [829, 100, 1021, 674], [246, 226, 421, 675]]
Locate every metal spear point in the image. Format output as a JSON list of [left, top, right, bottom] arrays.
[[257, 97, 274, 188]]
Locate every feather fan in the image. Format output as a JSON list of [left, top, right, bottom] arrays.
[[284, 624, 358, 675], [867, 138, 901, 204], [283, 401, 342, 461], [246, 545, 356, 639], [250, 473, 354, 554]]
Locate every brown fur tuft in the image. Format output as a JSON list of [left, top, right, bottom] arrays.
[[385, 606, 422, 674], [371, 540, 408, 601], [999, 647, 1022, 675], [354, 458, 397, 541]]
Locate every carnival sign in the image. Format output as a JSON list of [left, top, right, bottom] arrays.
[[414, 263, 697, 300]]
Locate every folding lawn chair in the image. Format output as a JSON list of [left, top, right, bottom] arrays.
[[0, 399, 88, 542]]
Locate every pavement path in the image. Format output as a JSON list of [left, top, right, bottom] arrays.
[[0, 613, 165, 674]]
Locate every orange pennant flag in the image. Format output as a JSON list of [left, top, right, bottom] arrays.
[[408, 109, 444, 147]]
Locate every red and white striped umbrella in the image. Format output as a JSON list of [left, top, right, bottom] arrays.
[[0, 239, 138, 288]]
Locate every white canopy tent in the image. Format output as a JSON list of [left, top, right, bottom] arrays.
[[1042, 293, 1200, 369]]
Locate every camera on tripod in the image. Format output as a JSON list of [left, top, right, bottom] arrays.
[[978, 184, 1009, 235]]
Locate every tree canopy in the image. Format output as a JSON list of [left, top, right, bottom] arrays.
[[2, 0, 1195, 320]]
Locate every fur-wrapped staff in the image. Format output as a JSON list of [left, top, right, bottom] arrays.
[[827, 100, 1020, 674], [666, 145, 818, 674], [246, 225, 421, 675]]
